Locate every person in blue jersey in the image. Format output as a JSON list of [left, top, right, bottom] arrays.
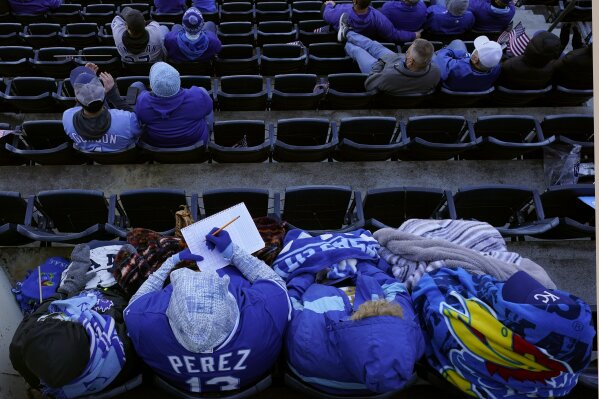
[[468, 0, 515, 32], [124, 228, 291, 394]]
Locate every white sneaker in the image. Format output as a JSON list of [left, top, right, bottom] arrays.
[[337, 12, 350, 42]]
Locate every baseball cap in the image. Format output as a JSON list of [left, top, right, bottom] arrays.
[[473, 35, 502, 69], [69, 66, 105, 107], [502, 271, 575, 305]]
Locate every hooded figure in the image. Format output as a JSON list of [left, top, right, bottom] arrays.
[[498, 31, 562, 89], [425, 0, 475, 36], [164, 7, 222, 62], [134, 61, 213, 148], [380, 0, 428, 33]]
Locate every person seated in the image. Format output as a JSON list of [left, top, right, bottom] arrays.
[[498, 31, 562, 90], [112, 7, 168, 62], [124, 229, 290, 394], [63, 65, 142, 153], [8, 0, 61, 15], [425, 0, 475, 37], [153, 0, 185, 14], [10, 245, 140, 399], [134, 62, 213, 148], [192, 0, 217, 14], [553, 45, 592, 90], [380, 0, 427, 34], [434, 35, 501, 91], [342, 30, 440, 95], [164, 7, 222, 63], [323, 0, 419, 44], [468, 0, 515, 32], [272, 229, 424, 395]]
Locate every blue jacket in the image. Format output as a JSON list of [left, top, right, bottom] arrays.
[[8, 0, 61, 14], [424, 5, 475, 35], [153, 0, 185, 13], [62, 107, 142, 152], [469, 0, 515, 32], [135, 87, 212, 148], [380, 0, 427, 32], [192, 0, 216, 13], [323, 4, 415, 43], [164, 25, 222, 62], [434, 47, 500, 91], [273, 229, 424, 394]]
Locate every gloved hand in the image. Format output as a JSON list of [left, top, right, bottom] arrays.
[[176, 248, 204, 262], [205, 227, 233, 255], [58, 244, 96, 296]]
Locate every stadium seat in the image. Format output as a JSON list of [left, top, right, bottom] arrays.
[[375, 89, 434, 108], [298, 20, 337, 45], [32, 47, 77, 78], [554, 0, 592, 22], [450, 185, 557, 238], [13, 13, 46, 25], [308, 42, 358, 75], [76, 144, 146, 165], [122, 60, 154, 76], [5, 120, 86, 165], [154, 373, 272, 399], [491, 85, 552, 107], [48, 4, 83, 24], [115, 76, 148, 96], [151, 10, 185, 23], [114, 188, 196, 237], [220, 2, 253, 23], [99, 23, 113, 45], [397, 115, 479, 160], [17, 189, 121, 244], [82, 4, 116, 25], [333, 116, 403, 161], [117, 3, 150, 18], [463, 115, 554, 160], [209, 120, 273, 163], [202, 188, 272, 218], [284, 371, 394, 399], [256, 21, 297, 46], [541, 114, 593, 160], [270, 74, 324, 110], [363, 187, 456, 230], [0, 46, 34, 77], [261, 43, 307, 75], [433, 86, 494, 108], [180, 75, 213, 95], [532, 184, 595, 239], [255, 2, 290, 22], [0, 23, 24, 46], [0, 123, 24, 165], [542, 85, 593, 107], [3, 77, 58, 113], [280, 185, 365, 233], [61, 23, 100, 48], [217, 22, 255, 45], [214, 44, 260, 75], [138, 141, 209, 164], [0, 191, 33, 246], [168, 59, 213, 76], [272, 118, 337, 162], [216, 75, 268, 110], [76, 46, 122, 75], [322, 73, 376, 109], [20, 23, 62, 48], [291, 1, 323, 22], [53, 78, 76, 109]]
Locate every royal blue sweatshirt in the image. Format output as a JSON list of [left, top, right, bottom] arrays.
[[8, 0, 61, 14], [424, 5, 475, 35], [434, 47, 501, 91], [380, 0, 427, 32], [164, 26, 222, 62], [469, 0, 515, 32]]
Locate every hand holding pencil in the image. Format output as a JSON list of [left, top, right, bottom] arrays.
[[205, 217, 237, 254]]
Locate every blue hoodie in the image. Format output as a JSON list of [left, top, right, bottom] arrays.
[[424, 5, 475, 35], [469, 0, 515, 32], [135, 86, 212, 148], [164, 25, 222, 62], [323, 4, 416, 43], [434, 47, 500, 91], [8, 0, 61, 14], [380, 0, 427, 32], [191, 0, 216, 13], [153, 0, 185, 14]]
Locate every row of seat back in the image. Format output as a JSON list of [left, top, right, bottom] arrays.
[[0, 183, 594, 246], [1, 114, 592, 166]]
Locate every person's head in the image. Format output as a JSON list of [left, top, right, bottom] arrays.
[[22, 317, 90, 388], [149, 62, 181, 98], [351, 300, 404, 321], [166, 268, 239, 353], [406, 39, 434, 71], [491, 0, 510, 8], [353, 0, 371, 11], [446, 0, 469, 16], [522, 31, 561, 67], [70, 66, 105, 114], [471, 35, 502, 70], [182, 7, 205, 39], [121, 7, 146, 38]]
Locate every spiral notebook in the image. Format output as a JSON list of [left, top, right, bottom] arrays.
[[181, 202, 265, 272]]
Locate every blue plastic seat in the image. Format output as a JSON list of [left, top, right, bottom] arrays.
[[214, 44, 260, 76], [255, 2, 290, 22], [256, 21, 297, 46], [272, 118, 337, 162], [61, 23, 100, 48], [75, 46, 122, 75], [542, 85, 593, 107], [0, 23, 23, 46], [541, 114, 593, 160], [76, 144, 146, 165], [20, 23, 62, 49], [433, 86, 494, 108], [0, 46, 34, 77], [491, 85, 552, 107], [4, 77, 59, 113], [220, 2, 254, 23], [333, 116, 403, 161], [202, 188, 273, 218], [375, 89, 434, 109], [32, 47, 77, 78], [48, 3, 83, 24], [270, 74, 323, 110], [291, 1, 322, 22], [209, 120, 273, 163], [82, 4, 116, 25], [138, 141, 209, 164], [298, 20, 337, 45], [217, 22, 255, 45]]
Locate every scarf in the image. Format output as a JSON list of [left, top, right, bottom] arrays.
[[412, 267, 594, 399], [72, 108, 111, 140], [252, 216, 287, 266], [122, 30, 149, 55], [176, 30, 209, 60], [43, 292, 126, 399]]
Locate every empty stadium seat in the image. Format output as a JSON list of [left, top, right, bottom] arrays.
[[434, 86, 494, 108], [322, 73, 376, 109], [54, 78, 76, 109], [216, 75, 268, 110], [151, 10, 185, 23], [82, 4, 116, 24], [334, 116, 403, 161], [491, 85, 552, 107], [202, 188, 272, 218], [214, 44, 260, 75], [61, 23, 100, 48], [256, 21, 297, 46], [3, 77, 58, 113], [0, 192, 33, 246], [0, 46, 34, 77], [48, 4, 82, 24], [272, 118, 337, 162], [397, 115, 479, 160], [298, 20, 337, 45], [543, 85, 593, 107], [122, 60, 154, 76], [291, 1, 322, 22], [270, 74, 323, 110], [261, 44, 307, 75], [541, 114, 594, 160], [32, 47, 77, 78], [138, 141, 209, 164], [255, 2, 290, 22], [20, 23, 62, 48], [0, 23, 23, 46], [99, 22, 113, 45], [0, 123, 24, 165], [308, 43, 358, 75], [76, 46, 122, 75], [210, 120, 273, 163], [168, 59, 213, 76], [375, 89, 435, 108], [220, 2, 253, 23], [217, 22, 255, 45]]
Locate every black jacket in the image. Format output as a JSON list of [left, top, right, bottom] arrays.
[[553, 46, 593, 90]]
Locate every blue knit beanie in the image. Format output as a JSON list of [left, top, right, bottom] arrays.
[[149, 62, 181, 98], [182, 7, 205, 35]]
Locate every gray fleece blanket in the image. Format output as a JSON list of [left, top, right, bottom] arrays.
[[374, 227, 556, 291]]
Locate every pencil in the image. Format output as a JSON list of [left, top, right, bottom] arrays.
[[38, 266, 43, 304], [212, 216, 240, 235]]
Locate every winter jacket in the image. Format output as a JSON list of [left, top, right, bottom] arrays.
[[380, 0, 427, 32], [553, 46, 593, 90], [135, 87, 212, 148], [365, 52, 441, 95], [153, 0, 185, 13], [468, 0, 515, 32], [164, 25, 222, 62], [424, 5, 475, 36], [323, 4, 416, 43], [8, 0, 61, 14], [111, 16, 167, 62], [434, 47, 500, 91]]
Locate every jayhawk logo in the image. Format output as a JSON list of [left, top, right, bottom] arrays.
[[40, 272, 56, 287], [438, 291, 571, 398]]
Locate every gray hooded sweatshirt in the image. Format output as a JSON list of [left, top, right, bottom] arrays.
[[364, 53, 441, 95]]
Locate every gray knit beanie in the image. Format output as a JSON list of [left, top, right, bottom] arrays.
[[167, 268, 239, 353], [446, 0, 469, 16], [149, 62, 181, 98]]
